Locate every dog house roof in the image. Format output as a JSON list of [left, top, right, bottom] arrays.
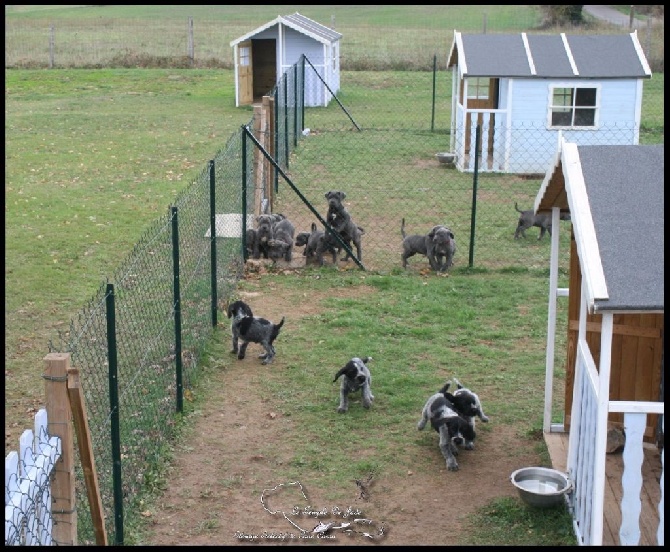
[[448, 31, 652, 79], [535, 143, 664, 314], [230, 12, 342, 47]]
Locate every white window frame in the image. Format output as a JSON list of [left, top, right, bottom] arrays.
[[547, 83, 600, 129], [240, 46, 250, 67]]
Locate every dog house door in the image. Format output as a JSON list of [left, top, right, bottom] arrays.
[[252, 39, 277, 101], [463, 78, 498, 156], [237, 40, 253, 106]]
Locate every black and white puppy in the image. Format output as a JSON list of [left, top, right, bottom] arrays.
[[226, 300, 254, 354], [332, 356, 374, 413], [445, 378, 489, 450], [417, 382, 476, 471], [226, 300, 285, 365]]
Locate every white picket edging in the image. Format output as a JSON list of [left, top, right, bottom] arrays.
[[5, 409, 62, 546]]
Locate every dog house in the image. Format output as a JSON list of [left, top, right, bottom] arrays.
[[446, 31, 652, 174], [536, 140, 663, 545], [230, 12, 341, 107]]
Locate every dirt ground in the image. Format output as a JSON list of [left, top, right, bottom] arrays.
[[141, 267, 541, 546]]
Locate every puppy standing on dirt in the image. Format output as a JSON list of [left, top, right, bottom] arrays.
[[332, 356, 374, 413], [226, 300, 285, 365], [267, 216, 295, 262], [417, 382, 476, 471]]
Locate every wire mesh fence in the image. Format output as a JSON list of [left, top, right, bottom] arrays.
[[36, 30, 664, 546]]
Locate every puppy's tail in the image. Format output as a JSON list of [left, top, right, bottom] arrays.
[[514, 202, 524, 214], [271, 316, 285, 341], [401, 218, 407, 239], [439, 380, 451, 395]]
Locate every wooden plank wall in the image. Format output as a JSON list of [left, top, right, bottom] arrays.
[[564, 234, 664, 443]]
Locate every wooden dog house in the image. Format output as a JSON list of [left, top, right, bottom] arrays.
[[446, 31, 652, 174], [230, 12, 341, 107], [536, 140, 664, 545]]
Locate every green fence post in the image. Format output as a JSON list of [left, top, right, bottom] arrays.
[[283, 77, 289, 170], [208, 159, 218, 327], [469, 124, 481, 268], [273, 90, 279, 193], [431, 54, 437, 132], [171, 207, 183, 413], [105, 283, 124, 545], [301, 55, 306, 132], [293, 63, 298, 148]]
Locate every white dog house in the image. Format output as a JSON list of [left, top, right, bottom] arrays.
[[230, 12, 341, 108], [446, 31, 652, 174], [536, 140, 664, 545]]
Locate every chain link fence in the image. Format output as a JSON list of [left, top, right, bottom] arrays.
[[38, 34, 664, 547]]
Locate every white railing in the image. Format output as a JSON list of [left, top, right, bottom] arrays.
[[568, 340, 664, 546], [5, 409, 62, 546]]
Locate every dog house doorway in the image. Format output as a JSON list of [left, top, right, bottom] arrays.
[[235, 39, 277, 105]]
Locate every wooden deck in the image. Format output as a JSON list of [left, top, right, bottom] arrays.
[[544, 432, 663, 546]]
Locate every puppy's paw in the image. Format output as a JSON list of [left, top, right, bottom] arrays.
[[337, 406, 348, 414], [417, 420, 427, 430], [237, 354, 245, 360], [480, 415, 490, 423], [230, 349, 238, 355], [447, 462, 460, 472], [463, 442, 475, 450]]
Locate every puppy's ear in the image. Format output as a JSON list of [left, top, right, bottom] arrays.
[[325, 191, 331, 200], [337, 191, 346, 200], [311, 222, 317, 232], [439, 381, 451, 395], [333, 365, 348, 382], [361, 356, 372, 364], [448, 231, 455, 240]]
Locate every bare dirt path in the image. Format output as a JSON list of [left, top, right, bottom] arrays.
[[141, 273, 540, 545]]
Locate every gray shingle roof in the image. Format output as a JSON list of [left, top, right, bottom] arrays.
[[450, 32, 652, 79], [230, 12, 341, 47], [578, 144, 664, 312]]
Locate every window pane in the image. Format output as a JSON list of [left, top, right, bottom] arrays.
[[552, 88, 572, 107], [551, 108, 572, 126], [574, 108, 595, 126], [575, 88, 597, 107]]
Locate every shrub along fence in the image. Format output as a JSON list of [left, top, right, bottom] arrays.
[[44, 54, 663, 544]]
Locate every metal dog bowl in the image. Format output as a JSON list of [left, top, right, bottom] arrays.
[[510, 467, 571, 508], [435, 152, 456, 165]]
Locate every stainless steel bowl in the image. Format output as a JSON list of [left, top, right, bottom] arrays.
[[435, 152, 455, 165], [510, 467, 571, 508]]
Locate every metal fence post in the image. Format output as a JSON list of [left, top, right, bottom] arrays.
[[283, 77, 289, 170], [468, 124, 481, 268], [431, 54, 437, 132], [208, 159, 217, 327], [105, 283, 123, 545], [171, 207, 183, 413]]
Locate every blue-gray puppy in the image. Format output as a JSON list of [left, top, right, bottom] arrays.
[[332, 356, 374, 413]]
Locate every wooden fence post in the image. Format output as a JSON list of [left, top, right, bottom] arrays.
[[44, 352, 77, 545]]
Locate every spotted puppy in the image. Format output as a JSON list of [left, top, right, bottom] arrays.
[[332, 356, 374, 413], [417, 382, 475, 471], [226, 300, 254, 355], [226, 300, 285, 365], [445, 378, 489, 450]]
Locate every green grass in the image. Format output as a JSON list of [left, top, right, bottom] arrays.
[[5, 6, 664, 72]]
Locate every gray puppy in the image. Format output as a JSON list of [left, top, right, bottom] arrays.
[[245, 228, 259, 260], [514, 202, 571, 240], [324, 190, 364, 262], [255, 214, 275, 258], [226, 300, 285, 365], [267, 217, 295, 262], [400, 218, 430, 268], [332, 356, 374, 413], [427, 225, 456, 272]]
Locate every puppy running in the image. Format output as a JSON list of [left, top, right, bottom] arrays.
[[417, 382, 475, 471], [332, 356, 374, 413], [226, 300, 285, 365], [443, 378, 489, 450]]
